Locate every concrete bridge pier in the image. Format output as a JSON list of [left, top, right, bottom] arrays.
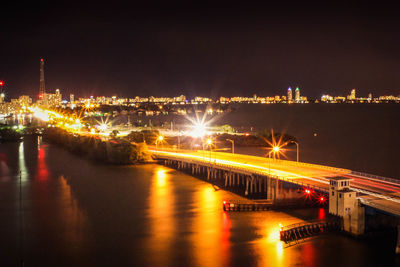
[[266, 176, 277, 201], [396, 226, 400, 254]]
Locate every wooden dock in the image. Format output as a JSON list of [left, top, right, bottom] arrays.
[[222, 200, 273, 212]]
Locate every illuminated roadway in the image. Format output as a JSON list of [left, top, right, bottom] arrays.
[[150, 148, 400, 216]]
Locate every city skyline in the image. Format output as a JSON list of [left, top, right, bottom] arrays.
[[1, 58, 399, 103]]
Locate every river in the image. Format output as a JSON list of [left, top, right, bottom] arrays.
[[0, 137, 398, 266]]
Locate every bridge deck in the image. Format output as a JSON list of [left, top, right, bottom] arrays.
[[150, 148, 400, 216]]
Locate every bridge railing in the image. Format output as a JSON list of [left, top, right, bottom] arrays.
[[351, 171, 400, 185], [359, 198, 400, 216], [281, 219, 327, 231], [151, 147, 350, 175]]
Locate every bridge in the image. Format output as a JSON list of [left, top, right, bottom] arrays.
[[150, 147, 400, 238]]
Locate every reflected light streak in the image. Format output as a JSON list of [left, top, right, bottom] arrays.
[[192, 187, 230, 267], [58, 175, 88, 244], [18, 142, 28, 182], [318, 208, 325, 220], [0, 153, 11, 181], [147, 167, 175, 265], [36, 138, 49, 181]]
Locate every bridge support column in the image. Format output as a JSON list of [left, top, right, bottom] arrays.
[[267, 177, 271, 199], [264, 176, 267, 192], [250, 176, 254, 194], [396, 226, 400, 254]]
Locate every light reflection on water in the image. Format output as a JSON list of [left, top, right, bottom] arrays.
[[0, 139, 396, 266], [18, 141, 28, 183], [191, 186, 231, 266], [147, 167, 175, 265]]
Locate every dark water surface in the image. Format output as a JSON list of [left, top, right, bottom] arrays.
[[0, 138, 399, 266]]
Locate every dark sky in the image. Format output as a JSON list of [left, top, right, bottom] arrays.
[[1, 1, 400, 99]]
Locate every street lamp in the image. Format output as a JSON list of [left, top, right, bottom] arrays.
[[205, 138, 213, 163], [156, 135, 164, 148], [141, 132, 146, 143], [290, 140, 299, 162], [206, 138, 212, 146], [272, 146, 280, 160], [226, 139, 234, 154]]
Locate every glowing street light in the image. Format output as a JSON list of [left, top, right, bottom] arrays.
[[273, 146, 280, 152], [226, 139, 234, 154], [206, 138, 212, 145], [290, 140, 299, 162], [156, 135, 164, 148]]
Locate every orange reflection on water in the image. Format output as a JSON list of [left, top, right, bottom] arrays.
[[253, 213, 306, 266], [58, 175, 88, 245], [147, 167, 175, 264], [36, 138, 49, 181], [318, 208, 325, 220], [191, 186, 231, 267]]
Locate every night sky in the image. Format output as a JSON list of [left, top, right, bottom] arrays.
[[2, 1, 400, 99]]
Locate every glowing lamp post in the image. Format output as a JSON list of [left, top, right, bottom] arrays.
[[206, 138, 212, 146], [205, 138, 213, 163], [290, 140, 299, 162], [226, 139, 234, 154], [272, 146, 280, 160], [156, 135, 164, 148]]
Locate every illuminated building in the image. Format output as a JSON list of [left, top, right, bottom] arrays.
[[351, 88, 356, 99], [287, 87, 292, 102], [295, 87, 300, 103], [347, 88, 356, 101], [39, 58, 45, 99], [70, 94, 74, 103], [43, 89, 62, 107], [18, 95, 32, 107]]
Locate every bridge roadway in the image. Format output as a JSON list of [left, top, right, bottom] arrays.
[[150, 148, 400, 216]]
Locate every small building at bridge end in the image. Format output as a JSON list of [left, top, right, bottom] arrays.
[[329, 177, 365, 235]]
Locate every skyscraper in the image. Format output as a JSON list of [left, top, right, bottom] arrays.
[[350, 88, 356, 100], [39, 58, 45, 99], [295, 87, 300, 102], [287, 87, 292, 102]]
